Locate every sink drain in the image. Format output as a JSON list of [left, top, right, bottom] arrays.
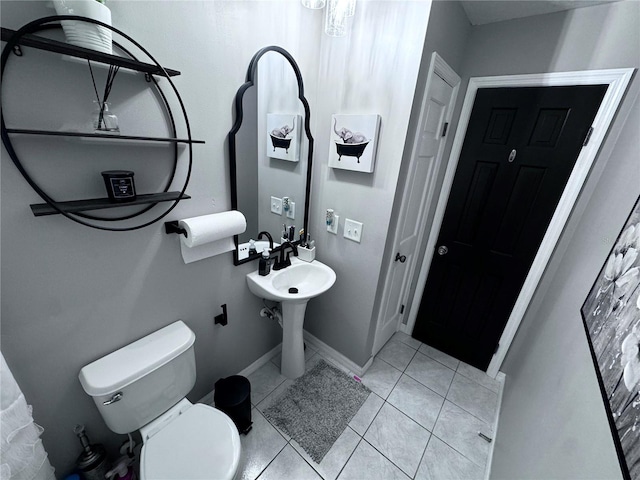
[[288, 287, 299, 294]]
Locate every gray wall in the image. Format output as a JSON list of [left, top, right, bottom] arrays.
[[454, 2, 640, 478], [298, 1, 432, 367], [392, 0, 472, 326], [0, 0, 432, 474]]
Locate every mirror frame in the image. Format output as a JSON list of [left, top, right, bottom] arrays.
[[229, 46, 314, 265]]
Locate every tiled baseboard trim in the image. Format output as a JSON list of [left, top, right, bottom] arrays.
[[303, 330, 373, 377], [198, 334, 374, 405], [485, 371, 506, 480]]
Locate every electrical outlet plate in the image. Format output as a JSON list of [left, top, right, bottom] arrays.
[[344, 218, 363, 243], [327, 214, 339, 234], [286, 201, 295, 219], [271, 196, 282, 215]]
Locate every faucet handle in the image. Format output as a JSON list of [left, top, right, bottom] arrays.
[[272, 251, 284, 271]]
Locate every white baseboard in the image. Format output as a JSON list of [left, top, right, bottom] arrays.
[[197, 343, 282, 405], [303, 330, 373, 377], [485, 371, 506, 480], [238, 343, 282, 377], [198, 335, 373, 405]]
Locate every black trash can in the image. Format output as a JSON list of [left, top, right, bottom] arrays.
[[214, 375, 252, 434]]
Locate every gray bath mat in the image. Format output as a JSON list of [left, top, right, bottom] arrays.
[[263, 359, 371, 463]]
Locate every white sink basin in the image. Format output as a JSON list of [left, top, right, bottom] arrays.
[[246, 257, 336, 303], [246, 257, 336, 379]]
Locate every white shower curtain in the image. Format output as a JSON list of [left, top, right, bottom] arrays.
[[1, 352, 55, 480]]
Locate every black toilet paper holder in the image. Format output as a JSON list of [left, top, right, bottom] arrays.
[[215, 304, 228, 326], [164, 221, 188, 237]]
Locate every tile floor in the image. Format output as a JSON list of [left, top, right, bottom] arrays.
[[232, 332, 502, 480]]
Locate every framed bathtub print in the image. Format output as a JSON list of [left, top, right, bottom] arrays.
[[267, 113, 301, 162], [581, 195, 640, 480], [329, 114, 381, 173]]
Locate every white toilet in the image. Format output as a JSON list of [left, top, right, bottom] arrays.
[[78, 321, 241, 480]]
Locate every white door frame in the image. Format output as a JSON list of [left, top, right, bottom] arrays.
[[405, 68, 634, 378], [372, 52, 460, 355]]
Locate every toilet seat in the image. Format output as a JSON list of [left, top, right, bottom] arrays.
[[140, 403, 241, 480]]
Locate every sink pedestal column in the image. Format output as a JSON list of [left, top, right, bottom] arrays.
[[280, 301, 308, 379]]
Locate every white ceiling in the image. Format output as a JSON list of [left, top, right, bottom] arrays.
[[460, 0, 622, 25]]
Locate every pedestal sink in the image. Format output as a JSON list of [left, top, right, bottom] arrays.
[[246, 257, 336, 378]]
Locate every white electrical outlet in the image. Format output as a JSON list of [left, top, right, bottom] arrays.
[[286, 201, 295, 219], [271, 196, 282, 215], [327, 214, 339, 234], [344, 218, 363, 243]]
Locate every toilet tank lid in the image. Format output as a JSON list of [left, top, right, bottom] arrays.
[[79, 321, 195, 397]]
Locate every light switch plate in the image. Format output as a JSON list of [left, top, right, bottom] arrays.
[[286, 201, 295, 219], [271, 196, 282, 215], [327, 214, 339, 234], [344, 218, 363, 243]]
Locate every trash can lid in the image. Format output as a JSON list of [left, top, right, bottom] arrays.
[[214, 375, 251, 405]]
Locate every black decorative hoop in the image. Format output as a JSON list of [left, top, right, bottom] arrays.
[[1, 15, 193, 231]]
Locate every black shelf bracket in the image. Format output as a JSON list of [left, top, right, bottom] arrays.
[[164, 220, 188, 237], [214, 304, 228, 326]]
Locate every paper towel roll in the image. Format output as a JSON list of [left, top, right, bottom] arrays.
[[177, 211, 246, 264], [179, 211, 247, 248]]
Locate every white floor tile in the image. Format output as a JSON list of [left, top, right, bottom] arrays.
[[257, 444, 322, 480], [291, 427, 361, 480], [392, 331, 422, 350], [360, 358, 402, 399], [243, 335, 502, 480], [446, 373, 499, 424], [456, 361, 501, 393], [248, 361, 288, 405], [405, 352, 455, 397], [432, 401, 492, 469], [348, 392, 385, 436], [415, 436, 484, 480], [337, 440, 410, 480], [364, 403, 431, 478], [418, 344, 460, 371], [377, 338, 417, 371], [387, 374, 444, 431], [238, 409, 288, 480]]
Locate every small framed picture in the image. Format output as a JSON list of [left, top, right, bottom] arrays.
[[329, 114, 381, 173], [267, 113, 301, 162]]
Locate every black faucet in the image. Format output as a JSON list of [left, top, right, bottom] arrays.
[[273, 241, 298, 270], [257, 231, 273, 251]]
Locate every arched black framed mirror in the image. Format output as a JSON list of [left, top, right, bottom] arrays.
[[229, 46, 314, 265]]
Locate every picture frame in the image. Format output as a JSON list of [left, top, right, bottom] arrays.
[[328, 114, 381, 173], [580, 195, 640, 480], [267, 113, 301, 162]]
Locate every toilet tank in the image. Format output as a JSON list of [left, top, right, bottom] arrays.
[[79, 321, 196, 434]]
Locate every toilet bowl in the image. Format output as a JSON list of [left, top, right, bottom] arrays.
[[139, 400, 241, 480], [79, 321, 241, 480]]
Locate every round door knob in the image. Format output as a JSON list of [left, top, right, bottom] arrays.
[[395, 252, 407, 263], [437, 245, 448, 256]]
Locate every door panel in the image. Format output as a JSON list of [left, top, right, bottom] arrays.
[[455, 161, 499, 245], [491, 165, 545, 255], [413, 85, 607, 370], [373, 67, 458, 355]]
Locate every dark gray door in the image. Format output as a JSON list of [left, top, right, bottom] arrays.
[[412, 85, 607, 370]]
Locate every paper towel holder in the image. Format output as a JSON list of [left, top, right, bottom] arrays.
[[164, 221, 188, 237]]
